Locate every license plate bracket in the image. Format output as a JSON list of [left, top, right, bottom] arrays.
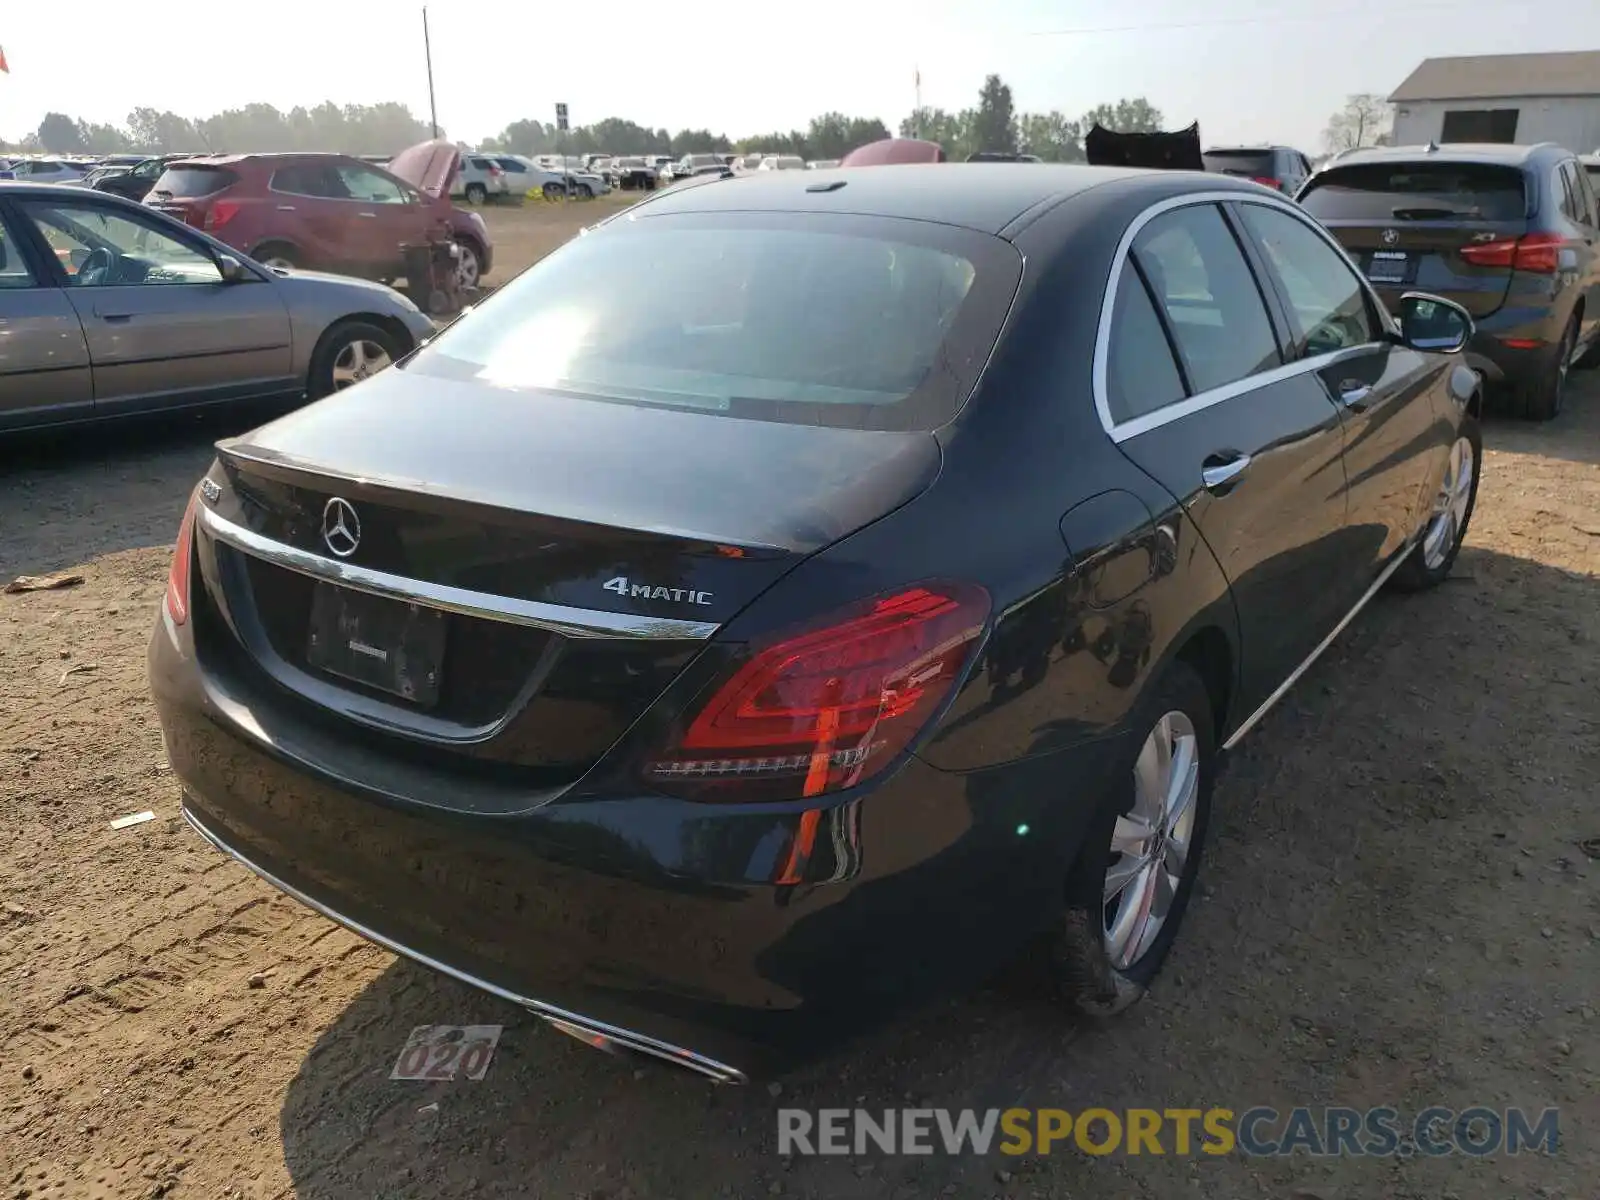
[[1366, 251, 1413, 285], [305, 583, 447, 707]]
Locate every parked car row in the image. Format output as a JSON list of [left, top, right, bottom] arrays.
[[0, 178, 434, 433]]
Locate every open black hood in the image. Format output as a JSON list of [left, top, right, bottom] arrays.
[[1085, 122, 1204, 171]]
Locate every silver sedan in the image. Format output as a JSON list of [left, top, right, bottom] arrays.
[[0, 181, 435, 434]]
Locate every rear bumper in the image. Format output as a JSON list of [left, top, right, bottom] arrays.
[[149, 608, 1117, 1078], [1464, 305, 1569, 387]]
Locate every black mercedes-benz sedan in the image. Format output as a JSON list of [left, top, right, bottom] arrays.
[[150, 164, 1484, 1082]]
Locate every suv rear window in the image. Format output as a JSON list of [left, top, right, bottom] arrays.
[[405, 215, 1022, 431], [1203, 150, 1276, 177], [150, 166, 239, 198], [1300, 162, 1528, 221]]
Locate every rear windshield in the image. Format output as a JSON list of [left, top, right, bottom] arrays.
[[405, 214, 1021, 431], [1299, 162, 1527, 221], [1203, 150, 1275, 176], [150, 166, 239, 198]]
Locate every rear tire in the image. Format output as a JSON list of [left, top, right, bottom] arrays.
[[577, 183, 595, 199], [306, 321, 403, 401], [464, 182, 488, 205], [1576, 319, 1600, 369], [1514, 316, 1575, 420], [1391, 417, 1481, 592], [542, 181, 566, 202], [1051, 661, 1215, 1017], [255, 243, 299, 271]]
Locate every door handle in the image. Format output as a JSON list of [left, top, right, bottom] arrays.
[[94, 310, 134, 322], [1337, 382, 1372, 410], [356, 212, 378, 219], [276, 204, 297, 212], [1201, 452, 1252, 493]]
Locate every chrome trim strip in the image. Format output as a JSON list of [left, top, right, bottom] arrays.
[[198, 506, 720, 641], [1221, 541, 1413, 752], [1092, 190, 1400, 444], [181, 805, 748, 1084]]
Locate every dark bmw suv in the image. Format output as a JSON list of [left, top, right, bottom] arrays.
[[1298, 142, 1600, 419]]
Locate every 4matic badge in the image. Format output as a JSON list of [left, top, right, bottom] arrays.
[[603, 577, 714, 606]]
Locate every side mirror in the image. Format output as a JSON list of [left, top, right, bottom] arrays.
[[1396, 292, 1473, 354], [217, 254, 251, 283]]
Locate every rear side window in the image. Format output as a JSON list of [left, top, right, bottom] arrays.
[[1203, 150, 1276, 178], [150, 166, 238, 197], [1132, 204, 1281, 394], [1106, 265, 1187, 423], [404, 215, 1022, 432], [496, 158, 526, 172], [1299, 162, 1528, 221], [471, 157, 494, 170]]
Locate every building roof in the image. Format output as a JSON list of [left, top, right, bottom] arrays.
[[1390, 50, 1600, 103]]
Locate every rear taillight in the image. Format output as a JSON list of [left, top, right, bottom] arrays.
[[644, 583, 989, 801], [1460, 232, 1563, 273], [165, 489, 199, 625], [204, 198, 240, 230], [1250, 176, 1282, 191]]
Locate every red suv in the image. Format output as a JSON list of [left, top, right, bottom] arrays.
[[143, 140, 492, 290]]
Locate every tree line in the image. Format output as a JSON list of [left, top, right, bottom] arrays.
[[5, 103, 438, 156], [10, 78, 1386, 164], [6, 75, 1171, 163]]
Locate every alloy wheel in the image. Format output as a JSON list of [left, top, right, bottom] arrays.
[[330, 339, 392, 390], [1103, 711, 1199, 970], [1420, 436, 1475, 570], [455, 242, 481, 291]]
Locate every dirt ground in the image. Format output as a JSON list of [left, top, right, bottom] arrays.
[[1, 363, 1597, 1198], [477, 193, 638, 284]]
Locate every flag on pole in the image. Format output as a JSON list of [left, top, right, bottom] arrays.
[[0, 45, 10, 74]]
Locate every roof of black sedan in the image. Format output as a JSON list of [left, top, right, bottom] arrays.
[[638, 163, 1257, 235]]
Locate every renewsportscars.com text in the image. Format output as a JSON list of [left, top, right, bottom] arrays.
[[777, 1106, 1560, 1158]]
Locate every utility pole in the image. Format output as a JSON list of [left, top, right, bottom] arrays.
[[914, 66, 922, 137], [422, 7, 439, 139]]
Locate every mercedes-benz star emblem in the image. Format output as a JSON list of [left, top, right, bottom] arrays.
[[322, 497, 361, 558], [1381, 228, 1399, 246]]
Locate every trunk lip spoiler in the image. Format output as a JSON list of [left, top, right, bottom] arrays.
[[197, 505, 721, 642]]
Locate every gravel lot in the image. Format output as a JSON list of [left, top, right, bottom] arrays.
[[1, 371, 1596, 1199]]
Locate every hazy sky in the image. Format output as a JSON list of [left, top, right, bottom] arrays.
[[2, 0, 1594, 151]]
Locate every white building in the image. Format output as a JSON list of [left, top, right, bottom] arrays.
[[1389, 50, 1600, 152]]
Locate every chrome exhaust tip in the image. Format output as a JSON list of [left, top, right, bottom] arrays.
[[539, 1014, 747, 1084]]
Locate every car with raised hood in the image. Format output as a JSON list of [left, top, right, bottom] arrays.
[[1297, 142, 1600, 420], [143, 140, 493, 292], [0, 181, 434, 433], [151, 164, 1485, 1081]]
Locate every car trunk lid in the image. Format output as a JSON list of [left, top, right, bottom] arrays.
[[194, 369, 940, 781], [1298, 160, 1530, 318]]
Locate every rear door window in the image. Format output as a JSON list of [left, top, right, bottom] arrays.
[[271, 164, 345, 199], [1132, 204, 1282, 394], [1299, 162, 1528, 222], [404, 213, 1022, 431]]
